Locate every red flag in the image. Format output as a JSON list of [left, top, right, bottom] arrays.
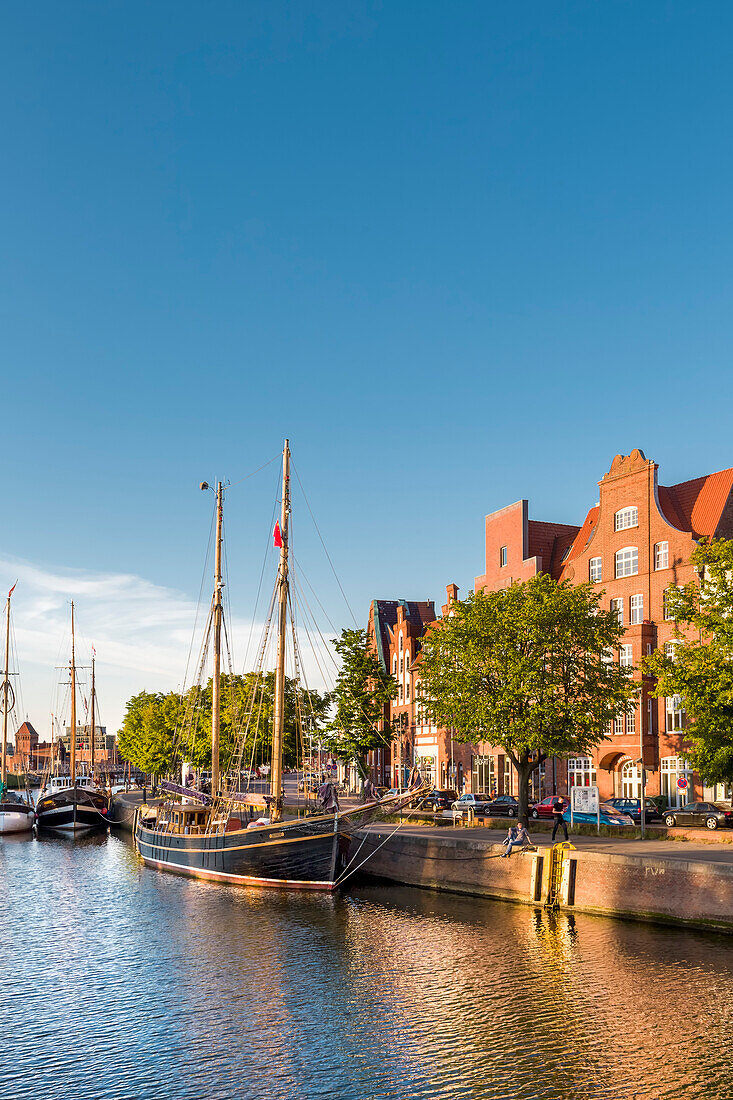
[[273, 521, 282, 548], [8, 582, 16, 598]]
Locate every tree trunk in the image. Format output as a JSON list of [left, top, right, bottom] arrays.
[[515, 754, 545, 827]]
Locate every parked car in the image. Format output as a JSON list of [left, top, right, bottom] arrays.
[[531, 796, 565, 819], [602, 797, 664, 823], [563, 805, 635, 827], [663, 802, 733, 830], [479, 794, 532, 817], [419, 789, 458, 812], [451, 792, 495, 814]]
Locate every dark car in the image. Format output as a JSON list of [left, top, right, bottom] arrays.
[[420, 789, 458, 812], [480, 794, 526, 817], [603, 797, 664, 823], [663, 802, 733, 830]]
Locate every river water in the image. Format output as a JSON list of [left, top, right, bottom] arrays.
[[2, 830, 732, 1100]]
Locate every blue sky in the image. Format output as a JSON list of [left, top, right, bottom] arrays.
[[3, 1, 733, 733]]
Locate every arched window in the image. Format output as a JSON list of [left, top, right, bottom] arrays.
[[615, 507, 638, 531], [615, 547, 638, 578], [621, 760, 642, 798], [654, 541, 669, 570]]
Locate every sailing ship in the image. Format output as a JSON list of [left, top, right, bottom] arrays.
[[0, 584, 35, 834], [35, 604, 109, 833], [135, 440, 425, 889]]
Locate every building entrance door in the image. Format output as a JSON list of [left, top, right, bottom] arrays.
[[621, 761, 642, 798]]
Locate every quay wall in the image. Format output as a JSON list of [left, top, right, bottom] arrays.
[[357, 828, 733, 933]]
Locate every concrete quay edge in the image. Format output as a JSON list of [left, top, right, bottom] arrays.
[[356, 825, 733, 934]]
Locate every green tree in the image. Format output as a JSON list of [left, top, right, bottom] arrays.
[[643, 538, 733, 786], [417, 576, 636, 824], [118, 675, 330, 777], [117, 691, 180, 776], [327, 627, 396, 780]]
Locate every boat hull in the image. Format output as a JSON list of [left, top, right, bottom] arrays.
[[0, 802, 35, 834], [36, 788, 109, 834], [135, 813, 352, 890]]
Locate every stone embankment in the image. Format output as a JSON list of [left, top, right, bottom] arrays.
[[356, 823, 733, 933]]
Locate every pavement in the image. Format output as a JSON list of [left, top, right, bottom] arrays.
[[364, 822, 733, 865]]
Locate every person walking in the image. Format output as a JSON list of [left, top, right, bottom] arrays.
[[501, 822, 532, 858], [551, 794, 569, 841]]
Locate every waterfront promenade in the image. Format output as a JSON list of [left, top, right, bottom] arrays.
[[357, 820, 733, 933]]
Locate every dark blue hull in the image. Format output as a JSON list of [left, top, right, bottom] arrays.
[[135, 812, 353, 890]]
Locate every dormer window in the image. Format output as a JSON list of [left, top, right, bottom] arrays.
[[615, 507, 638, 531]]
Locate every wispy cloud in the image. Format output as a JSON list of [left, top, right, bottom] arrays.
[[0, 556, 336, 739]]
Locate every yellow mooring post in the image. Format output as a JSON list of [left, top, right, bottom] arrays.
[[545, 841, 576, 909]]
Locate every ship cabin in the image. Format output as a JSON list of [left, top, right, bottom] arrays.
[[157, 803, 212, 835]]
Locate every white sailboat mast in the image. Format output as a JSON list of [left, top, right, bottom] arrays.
[[270, 440, 290, 823]]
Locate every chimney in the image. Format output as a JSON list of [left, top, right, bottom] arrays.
[[442, 583, 459, 617]]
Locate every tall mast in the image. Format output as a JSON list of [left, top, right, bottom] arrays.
[[1, 588, 11, 787], [70, 602, 77, 784], [270, 440, 290, 823], [90, 652, 96, 776], [211, 481, 224, 796]]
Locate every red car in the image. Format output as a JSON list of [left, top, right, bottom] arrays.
[[531, 796, 567, 820]]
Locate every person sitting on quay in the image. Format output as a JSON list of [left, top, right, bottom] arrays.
[[501, 822, 533, 859]]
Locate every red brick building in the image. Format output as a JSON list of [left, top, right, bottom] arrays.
[[366, 592, 478, 794], [475, 449, 733, 806]]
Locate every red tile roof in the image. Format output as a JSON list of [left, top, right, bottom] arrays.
[[564, 505, 600, 564], [659, 467, 733, 538], [528, 520, 581, 578]]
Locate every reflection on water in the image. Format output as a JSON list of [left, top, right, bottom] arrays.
[[1, 831, 733, 1100]]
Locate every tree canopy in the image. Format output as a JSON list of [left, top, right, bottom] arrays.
[[643, 538, 733, 786], [417, 576, 637, 822], [117, 673, 330, 776], [326, 627, 396, 778]]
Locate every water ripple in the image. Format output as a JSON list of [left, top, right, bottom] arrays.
[[1, 833, 733, 1099]]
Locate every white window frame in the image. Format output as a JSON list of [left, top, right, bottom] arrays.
[[621, 760, 642, 798], [666, 695, 684, 732], [626, 705, 636, 734], [613, 712, 625, 736], [500, 546, 508, 567], [654, 541, 669, 570], [615, 507, 639, 531], [661, 756, 692, 809], [589, 557, 602, 583], [610, 597, 624, 626], [630, 594, 644, 625], [615, 547, 638, 578], [567, 756, 596, 788], [619, 643, 633, 669]]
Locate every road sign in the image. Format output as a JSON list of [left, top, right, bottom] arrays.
[[677, 776, 689, 790]]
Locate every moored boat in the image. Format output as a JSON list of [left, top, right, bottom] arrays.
[[0, 790, 35, 834], [135, 442, 426, 888], [35, 604, 109, 835], [0, 583, 34, 834]]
